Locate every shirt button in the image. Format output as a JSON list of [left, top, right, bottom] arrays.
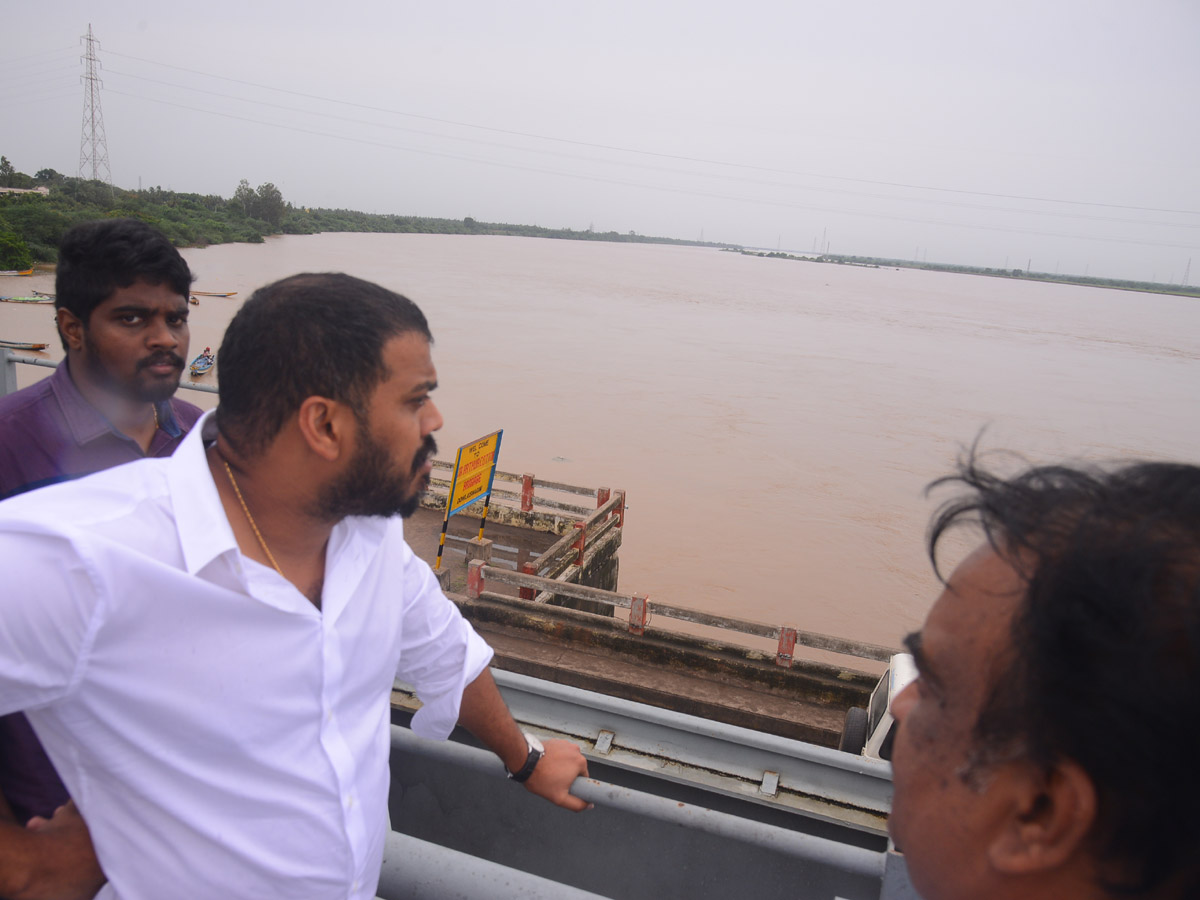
[[346, 794, 354, 809]]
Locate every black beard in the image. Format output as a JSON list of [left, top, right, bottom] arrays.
[[312, 427, 437, 522], [82, 334, 183, 403]]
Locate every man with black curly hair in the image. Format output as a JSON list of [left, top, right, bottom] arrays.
[[891, 457, 1200, 900]]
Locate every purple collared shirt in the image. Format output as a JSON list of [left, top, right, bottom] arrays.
[[0, 360, 203, 821]]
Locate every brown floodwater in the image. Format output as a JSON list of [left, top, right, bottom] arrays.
[[4, 234, 1198, 654]]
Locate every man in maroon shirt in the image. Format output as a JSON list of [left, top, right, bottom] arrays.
[[0, 218, 201, 897]]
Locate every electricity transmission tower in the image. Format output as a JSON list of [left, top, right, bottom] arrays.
[[78, 24, 111, 184]]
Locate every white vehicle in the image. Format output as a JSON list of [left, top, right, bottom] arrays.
[[837, 652, 917, 759]]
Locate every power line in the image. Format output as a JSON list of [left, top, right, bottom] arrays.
[[103, 49, 1200, 218], [101, 89, 1200, 253], [102, 68, 1197, 231]]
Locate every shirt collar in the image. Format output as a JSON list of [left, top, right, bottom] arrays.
[[167, 410, 239, 576], [50, 360, 119, 446], [165, 412, 393, 600], [50, 359, 185, 444]]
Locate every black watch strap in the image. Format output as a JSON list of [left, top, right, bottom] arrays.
[[506, 733, 544, 783]]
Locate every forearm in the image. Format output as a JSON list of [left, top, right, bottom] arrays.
[[456, 668, 591, 812], [456, 668, 529, 773]]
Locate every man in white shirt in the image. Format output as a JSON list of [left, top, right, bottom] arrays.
[[0, 272, 589, 898]]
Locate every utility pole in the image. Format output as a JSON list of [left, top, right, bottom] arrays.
[[78, 24, 111, 185]]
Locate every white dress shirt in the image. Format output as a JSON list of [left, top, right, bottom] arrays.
[[0, 412, 493, 899]]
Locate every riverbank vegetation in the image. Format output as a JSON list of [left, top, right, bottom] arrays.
[[729, 248, 1200, 299], [3, 158, 1193, 299], [0, 158, 732, 268]]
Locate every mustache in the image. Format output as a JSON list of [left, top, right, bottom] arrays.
[[412, 435, 437, 474], [135, 351, 185, 372]]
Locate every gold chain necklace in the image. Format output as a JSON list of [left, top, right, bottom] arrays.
[[152, 405, 159, 430], [222, 460, 285, 577]]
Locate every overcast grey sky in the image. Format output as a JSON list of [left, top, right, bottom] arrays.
[[3, 0, 1197, 282]]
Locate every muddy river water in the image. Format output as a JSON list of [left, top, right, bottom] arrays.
[[4, 233, 1198, 652]]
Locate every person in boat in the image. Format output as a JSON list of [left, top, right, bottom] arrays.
[[190, 346, 215, 373], [889, 455, 1200, 900], [0, 217, 202, 897], [0, 272, 589, 898]]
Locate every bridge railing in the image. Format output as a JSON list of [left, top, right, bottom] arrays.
[[2, 350, 219, 397], [466, 558, 897, 666]]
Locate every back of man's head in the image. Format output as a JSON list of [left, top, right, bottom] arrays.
[[54, 218, 193, 347], [215, 272, 432, 457], [928, 458, 1200, 898]]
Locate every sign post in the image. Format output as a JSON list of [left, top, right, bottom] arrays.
[[434, 429, 503, 571]]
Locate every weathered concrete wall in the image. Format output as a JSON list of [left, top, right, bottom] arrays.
[[544, 529, 621, 616], [579, 529, 620, 592]]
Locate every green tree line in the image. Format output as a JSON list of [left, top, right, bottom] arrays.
[[0, 157, 733, 269]]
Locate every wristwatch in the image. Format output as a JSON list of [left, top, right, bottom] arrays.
[[505, 732, 544, 783]]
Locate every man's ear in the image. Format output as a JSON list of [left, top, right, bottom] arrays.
[[56, 307, 85, 352], [988, 759, 1097, 875], [295, 396, 355, 462]]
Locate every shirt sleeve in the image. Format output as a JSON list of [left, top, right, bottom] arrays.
[[393, 548, 493, 740], [0, 523, 103, 714]]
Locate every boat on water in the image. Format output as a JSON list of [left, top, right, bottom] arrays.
[[190, 290, 237, 297], [0, 296, 52, 304], [0, 269, 33, 277], [189, 347, 216, 376], [0, 339, 50, 351], [31, 289, 55, 299], [188, 297, 200, 306]]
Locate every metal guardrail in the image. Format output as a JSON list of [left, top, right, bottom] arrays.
[[378, 830, 610, 899], [385, 673, 924, 900], [393, 725, 886, 877], [2, 350, 219, 397], [453, 669, 892, 830]]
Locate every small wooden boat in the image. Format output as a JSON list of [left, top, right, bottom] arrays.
[[31, 290, 55, 299], [190, 290, 237, 297], [189, 348, 216, 376], [0, 339, 50, 351], [0, 296, 52, 304], [0, 269, 33, 277], [188, 297, 200, 306]]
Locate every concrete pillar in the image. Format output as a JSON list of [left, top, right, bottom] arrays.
[[629, 593, 649, 636], [572, 522, 586, 566], [466, 537, 493, 565], [434, 567, 452, 592], [776, 626, 798, 668], [519, 560, 536, 601], [466, 559, 484, 599]]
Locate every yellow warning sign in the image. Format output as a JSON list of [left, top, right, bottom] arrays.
[[448, 430, 503, 516]]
